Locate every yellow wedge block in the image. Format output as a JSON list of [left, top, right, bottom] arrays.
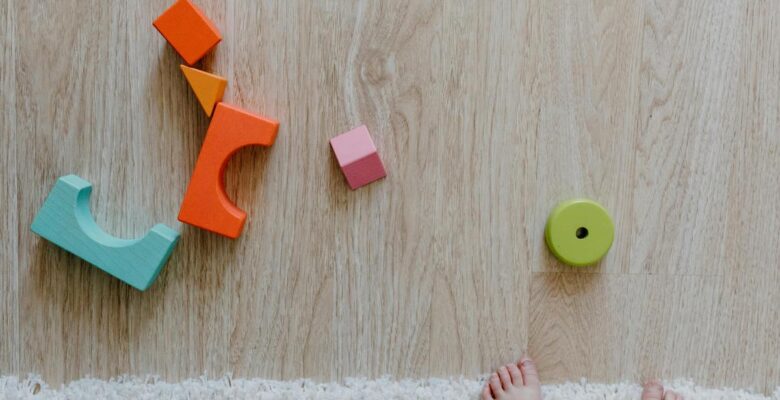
[[180, 65, 227, 117]]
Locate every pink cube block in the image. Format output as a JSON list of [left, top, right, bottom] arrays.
[[330, 125, 387, 190]]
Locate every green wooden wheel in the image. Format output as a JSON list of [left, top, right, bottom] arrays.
[[545, 199, 614, 267]]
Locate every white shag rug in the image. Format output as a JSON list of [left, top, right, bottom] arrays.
[[2, 376, 779, 400]]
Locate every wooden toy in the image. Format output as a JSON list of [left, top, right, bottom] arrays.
[[153, 0, 221, 65], [180, 65, 227, 117], [178, 103, 279, 238], [545, 198, 614, 267], [30, 175, 180, 291], [330, 125, 387, 190]]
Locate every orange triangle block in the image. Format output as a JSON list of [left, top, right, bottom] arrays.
[[180, 65, 227, 117]]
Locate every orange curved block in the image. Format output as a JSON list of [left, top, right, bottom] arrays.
[[178, 103, 279, 238]]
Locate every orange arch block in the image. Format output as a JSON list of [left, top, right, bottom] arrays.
[[180, 65, 226, 117], [178, 103, 279, 238]]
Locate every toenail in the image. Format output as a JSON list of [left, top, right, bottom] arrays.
[[644, 379, 661, 386]]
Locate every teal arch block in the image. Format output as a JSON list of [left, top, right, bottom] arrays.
[[31, 175, 180, 291]]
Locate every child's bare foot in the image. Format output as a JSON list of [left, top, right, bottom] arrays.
[[482, 356, 542, 400], [642, 380, 683, 400]]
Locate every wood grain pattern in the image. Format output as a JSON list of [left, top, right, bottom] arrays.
[[529, 271, 779, 392], [1, 0, 19, 376], [2, 0, 779, 394]]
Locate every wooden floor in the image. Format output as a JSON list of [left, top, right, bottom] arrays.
[[2, 0, 780, 393]]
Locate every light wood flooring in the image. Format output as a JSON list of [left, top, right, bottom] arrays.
[[1, 0, 779, 394]]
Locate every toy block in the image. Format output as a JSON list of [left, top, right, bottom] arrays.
[[330, 125, 387, 190], [180, 65, 227, 117], [31, 175, 180, 291], [153, 0, 221, 65], [178, 103, 279, 238], [545, 199, 614, 267]]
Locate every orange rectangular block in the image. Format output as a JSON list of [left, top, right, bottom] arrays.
[[153, 0, 221, 65], [178, 103, 279, 238]]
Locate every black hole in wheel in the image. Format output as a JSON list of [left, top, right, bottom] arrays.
[[576, 227, 589, 239]]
